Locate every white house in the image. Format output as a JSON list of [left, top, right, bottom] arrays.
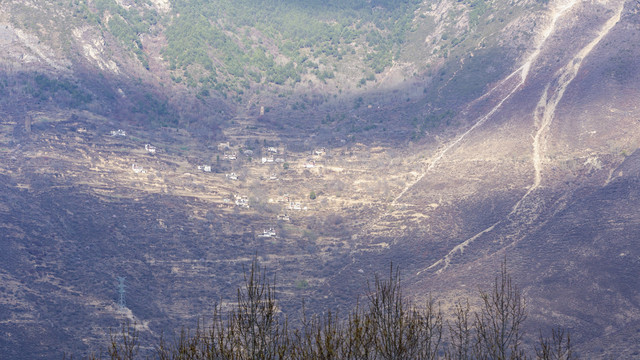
[[277, 214, 290, 221], [132, 164, 145, 174], [288, 202, 302, 210], [258, 228, 277, 238], [234, 195, 249, 208]]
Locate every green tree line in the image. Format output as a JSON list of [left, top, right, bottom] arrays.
[[78, 0, 423, 95]]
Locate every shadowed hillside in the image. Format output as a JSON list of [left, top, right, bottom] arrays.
[[0, 0, 639, 358]]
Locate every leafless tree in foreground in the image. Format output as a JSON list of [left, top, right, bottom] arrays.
[[536, 327, 575, 360], [445, 299, 472, 360], [473, 261, 527, 360], [366, 265, 443, 360], [98, 259, 575, 359]]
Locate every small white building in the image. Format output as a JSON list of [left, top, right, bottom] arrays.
[[234, 195, 249, 208], [304, 161, 315, 168], [132, 164, 146, 174], [110, 129, 126, 137], [145, 144, 156, 154], [288, 202, 302, 210], [258, 228, 277, 238], [267, 147, 278, 153], [198, 165, 212, 172], [226, 172, 238, 180], [218, 142, 230, 151], [224, 151, 237, 160], [277, 214, 290, 221], [261, 156, 274, 164]]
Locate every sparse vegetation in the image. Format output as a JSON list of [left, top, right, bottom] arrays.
[[99, 260, 574, 359], [1, 0, 637, 358]]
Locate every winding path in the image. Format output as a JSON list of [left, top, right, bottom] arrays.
[[419, 0, 625, 275]]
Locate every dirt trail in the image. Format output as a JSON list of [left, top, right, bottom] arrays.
[[419, 0, 625, 275], [526, 2, 624, 198], [380, 0, 581, 211], [353, 0, 582, 245]]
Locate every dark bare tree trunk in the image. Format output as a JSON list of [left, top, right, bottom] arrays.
[[473, 260, 527, 360], [535, 327, 575, 360], [446, 299, 473, 360], [367, 264, 442, 360]]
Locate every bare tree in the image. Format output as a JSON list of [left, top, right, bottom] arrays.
[[445, 299, 473, 360], [473, 261, 527, 360], [98, 260, 580, 360], [411, 297, 443, 360], [228, 259, 286, 360], [292, 307, 343, 360], [367, 265, 442, 360], [107, 320, 139, 360], [153, 259, 287, 360], [535, 327, 575, 360], [340, 301, 376, 360]]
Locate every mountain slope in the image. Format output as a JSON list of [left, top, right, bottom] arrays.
[[0, 0, 639, 358], [334, 0, 640, 356]]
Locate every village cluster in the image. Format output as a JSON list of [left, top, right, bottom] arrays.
[[111, 129, 329, 240]]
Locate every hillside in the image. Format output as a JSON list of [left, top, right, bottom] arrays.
[[0, 0, 639, 358], [0, 0, 542, 114]]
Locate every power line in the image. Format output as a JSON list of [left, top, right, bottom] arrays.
[[117, 277, 126, 311]]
